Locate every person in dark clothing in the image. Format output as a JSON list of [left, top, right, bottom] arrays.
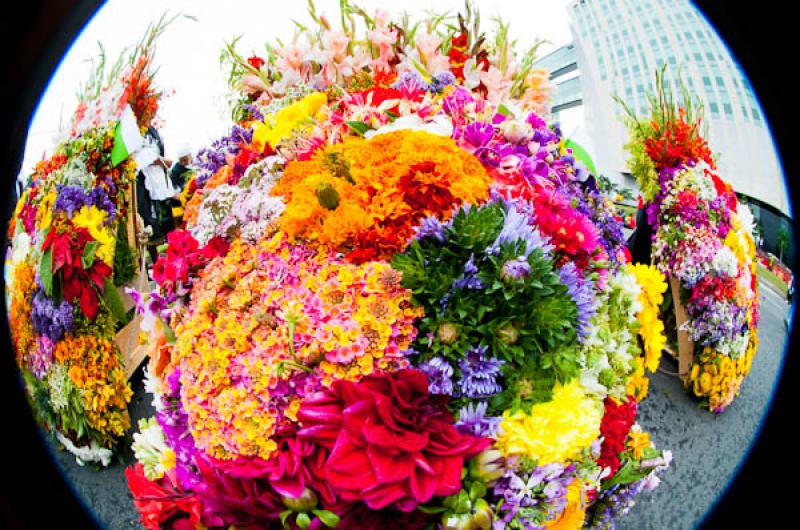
[[167, 145, 192, 227], [627, 198, 654, 265], [136, 127, 174, 261]]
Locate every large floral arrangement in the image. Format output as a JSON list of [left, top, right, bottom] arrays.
[[127, 3, 670, 528], [619, 68, 759, 413], [4, 18, 173, 464]]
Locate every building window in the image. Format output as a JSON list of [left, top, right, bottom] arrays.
[[661, 36, 669, 45], [716, 76, 725, 87], [723, 103, 733, 117], [706, 52, 715, 62], [632, 63, 640, 73], [709, 102, 719, 116], [694, 52, 703, 62], [751, 107, 760, 120], [703, 76, 712, 87]]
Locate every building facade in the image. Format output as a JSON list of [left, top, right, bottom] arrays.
[[567, 0, 790, 224]]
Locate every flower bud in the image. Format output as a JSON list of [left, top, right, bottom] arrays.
[[315, 182, 340, 210], [499, 119, 534, 145], [501, 257, 531, 282], [469, 448, 504, 484], [441, 499, 493, 530], [437, 322, 458, 344], [282, 487, 319, 512], [497, 323, 519, 345]]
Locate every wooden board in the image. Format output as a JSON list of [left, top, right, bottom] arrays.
[[669, 276, 695, 377]]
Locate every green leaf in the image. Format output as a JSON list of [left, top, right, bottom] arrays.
[[40, 247, 54, 297], [469, 481, 487, 501], [296, 512, 311, 529], [346, 120, 371, 136], [497, 103, 513, 117], [103, 278, 129, 325], [81, 241, 99, 269], [312, 509, 340, 528], [417, 505, 448, 515], [280, 510, 293, 528]]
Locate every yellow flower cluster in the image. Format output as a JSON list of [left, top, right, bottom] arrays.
[[9, 262, 37, 367], [495, 380, 604, 465], [252, 92, 328, 150], [72, 205, 116, 265], [628, 263, 667, 372], [626, 424, 651, 459], [174, 232, 421, 461], [685, 334, 758, 412], [53, 335, 132, 439], [36, 190, 57, 232]]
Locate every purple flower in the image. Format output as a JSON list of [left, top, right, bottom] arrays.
[[31, 289, 74, 342], [29, 336, 54, 380], [413, 215, 446, 243], [487, 202, 551, 257], [463, 122, 495, 149], [418, 356, 454, 395], [452, 253, 485, 291], [558, 262, 598, 343], [526, 112, 547, 130], [493, 461, 578, 529], [195, 125, 253, 187], [455, 401, 501, 437], [501, 256, 531, 281], [442, 87, 475, 117], [392, 71, 428, 94], [242, 103, 264, 122], [459, 345, 504, 398], [157, 367, 200, 490], [429, 71, 456, 93], [53, 185, 88, 218]]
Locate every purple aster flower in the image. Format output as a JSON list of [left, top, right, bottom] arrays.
[[487, 202, 551, 257], [413, 215, 446, 243], [429, 71, 456, 93], [418, 356, 454, 395], [501, 256, 531, 281], [195, 125, 254, 186], [455, 401, 501, 437], [459, 345, 504, 398], [242, 103, 264, 122], [53, 184, 89, 218], [31, 289, 74, 342], [392, 71, 429, 94], [452, 253, 485, 291], [558, 262, 598, 343]]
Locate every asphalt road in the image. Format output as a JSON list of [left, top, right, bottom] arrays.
[[41, 278, 792, 530]]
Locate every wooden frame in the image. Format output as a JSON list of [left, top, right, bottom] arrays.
[[668, 276, 695, 377]]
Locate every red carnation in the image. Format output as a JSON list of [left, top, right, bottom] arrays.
[[297, 369, 490, 512], [125, 464, 204, 530], [598, 397, 637, 477]]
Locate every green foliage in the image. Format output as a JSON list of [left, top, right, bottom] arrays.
[[391, 201, 580, 413], [113, 220, 137, 287]]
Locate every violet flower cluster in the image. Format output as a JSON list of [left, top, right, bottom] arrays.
[[31, 289, 74, 342]]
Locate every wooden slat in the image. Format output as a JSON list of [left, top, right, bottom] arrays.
[[669, 276, 695, 377]]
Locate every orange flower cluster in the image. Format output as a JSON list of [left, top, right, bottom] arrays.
[[53, 335, 133, 439], [273, 130, 491, 262], [9, 262, 37, 367]]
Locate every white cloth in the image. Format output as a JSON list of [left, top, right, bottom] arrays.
[[137, 135, 175, 201]]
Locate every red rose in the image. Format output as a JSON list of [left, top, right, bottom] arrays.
[[297, 369, 490, 512]]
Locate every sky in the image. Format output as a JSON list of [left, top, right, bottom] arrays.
[[20, 0, 575, 178]]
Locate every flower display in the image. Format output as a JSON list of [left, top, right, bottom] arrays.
[[620, 68, 759, 413], [123, 3, 669, 528], [4, 20, 175, 462]]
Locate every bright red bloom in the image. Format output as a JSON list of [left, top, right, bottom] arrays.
[[125, 463, 204, 530], [297, 369, 490, 512], [247, 55, 265, 70], [598, 397, 637, 477]]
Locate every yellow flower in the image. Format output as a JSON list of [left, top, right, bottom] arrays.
[[626, 425, 651, 458], [544, 479, 586, 530], [495, 380, 603, 465], [253, 92, 328, 150], [628, 263, 667, 372], [36, 190, 57, 231], [72, 205, 116, 265]]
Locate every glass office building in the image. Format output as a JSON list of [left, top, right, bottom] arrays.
[[568, 0, 790, 224]]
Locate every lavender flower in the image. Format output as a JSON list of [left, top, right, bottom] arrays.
[[459, 345, 504, 398], [157, 367, 200, 490], [413, 215, 446, 243], [53, 184, 88, 218], [392, 71, 429, 93], [31, 289, 74, 342], [442, 86, 475, 117], [29, 336, 54, 380], [558, 262, 598, 343], [487, 202, 551, 257], [492, 461, 577, 529], [429, 71, 456, 93], [418, 356, 454, 395], [195, 125, 254, 186], [456, 401, 501, 437], [452, 254, 485, 290], [501, 256, 531, 281]]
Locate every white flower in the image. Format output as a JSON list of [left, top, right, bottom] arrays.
[[132, 417, 175, 480], [364, 114, 453, 139], [142, 367, 166, 411], [498, 119, 533, 145], [712, 246, 739, 278], [736, 202, 756, 239], [56, 431, 114, 467]]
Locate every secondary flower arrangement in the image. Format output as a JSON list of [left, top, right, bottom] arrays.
[[619, 68, 759, 413], [4, 18, 173, 465], [127, 2, 670, 528]]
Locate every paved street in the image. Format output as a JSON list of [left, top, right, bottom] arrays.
[[42, 278, 792, 530]]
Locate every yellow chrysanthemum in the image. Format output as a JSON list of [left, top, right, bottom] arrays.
[[72, 205, 115, 265], [544, 479, 586, 530], [628, 263, 668, 372], [36, 190, 57, 231], [253, 91, 328, 150], [626, 425, 651, 459], [495, 380, 603, 465]]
